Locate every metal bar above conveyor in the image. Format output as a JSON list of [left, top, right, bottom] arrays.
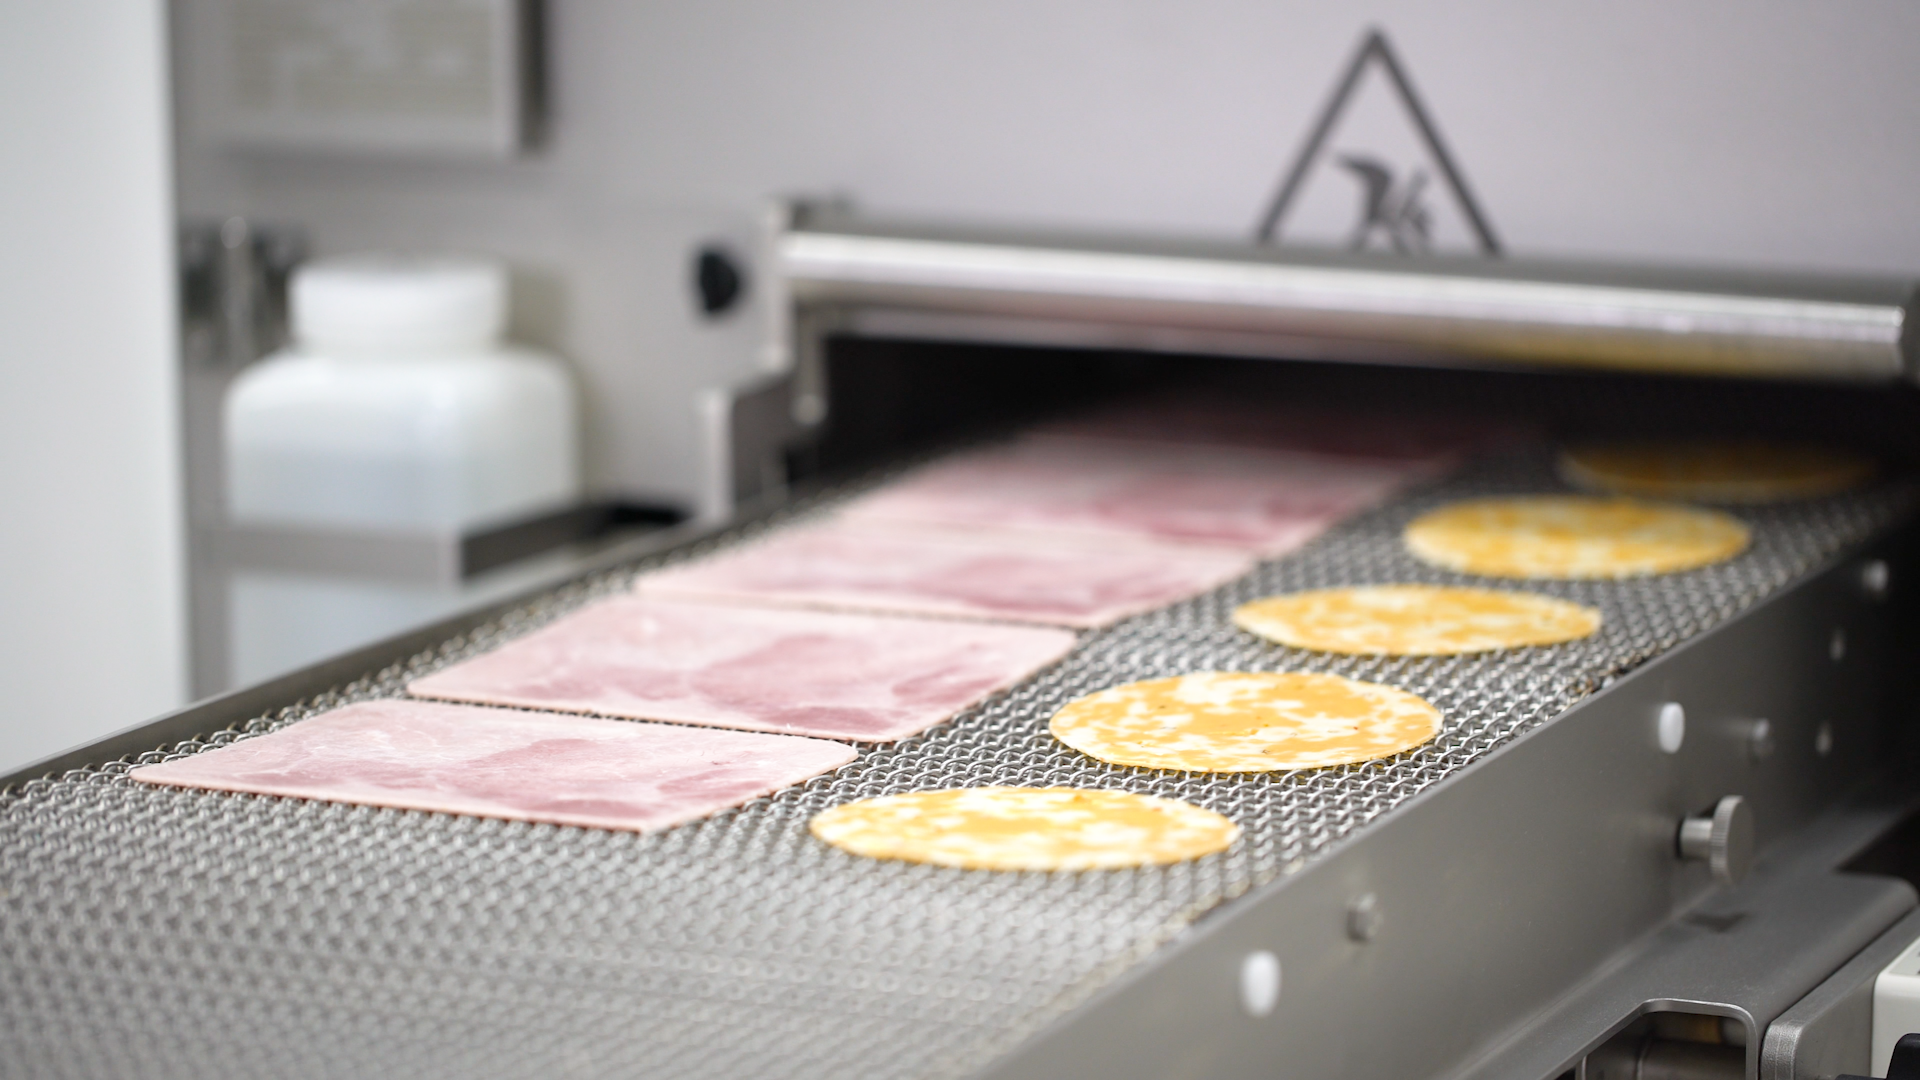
[[777, 207, 1920, 382]]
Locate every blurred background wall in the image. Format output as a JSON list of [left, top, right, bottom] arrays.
[[0, 2, 186, 771]]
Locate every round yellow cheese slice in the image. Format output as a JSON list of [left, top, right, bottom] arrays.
[[1403, 496, 1749, 579], [1049, 671, 1442, 772], [1234, 585, 1600, 656], [1559, 441, 1872, 504], [809, 787, 1238, 870]]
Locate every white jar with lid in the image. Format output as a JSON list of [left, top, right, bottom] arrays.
[[226, 255, 579, 530], [222, 255, 580, 686]]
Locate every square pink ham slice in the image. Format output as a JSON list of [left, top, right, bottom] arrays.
[[838, 435, 1419, 554], [129, 699, 856, 833], [637, 521, 1252, 628], [407, 596, 1077, 742]]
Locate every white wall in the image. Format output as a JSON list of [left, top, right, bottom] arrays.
[[0, 3, 186, 772]]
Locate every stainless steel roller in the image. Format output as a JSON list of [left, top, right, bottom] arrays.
[[777, 206, 1919, 383]]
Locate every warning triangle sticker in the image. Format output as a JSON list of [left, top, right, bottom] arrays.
[[1255, 30, 1501, 256]]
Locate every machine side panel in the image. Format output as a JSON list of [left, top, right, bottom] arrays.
[[976, 540, 1904, 1080]]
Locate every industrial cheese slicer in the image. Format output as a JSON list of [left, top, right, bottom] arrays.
[[7, 206, 1920, 1080]]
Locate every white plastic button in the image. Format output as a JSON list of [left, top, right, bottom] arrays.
[[1239, 951, 1281, 1017], [1657, 703, 1686, 754]]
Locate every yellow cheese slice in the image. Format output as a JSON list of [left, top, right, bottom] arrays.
[[1559, 441, 1873, 504], [809, 787, 1238, 870], [1403, 496, 1749, 579], [1049, 671, 1442, 772], [1234, 585, 1600, 655]]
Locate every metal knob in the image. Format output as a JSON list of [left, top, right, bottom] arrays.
[[1844, 1033, 1920, 1080], [1890, 1032, 1920, 1080], [1677, 796, 1754, 888]]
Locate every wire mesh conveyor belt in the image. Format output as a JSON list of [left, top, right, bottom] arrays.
[[2, 448, 1912, 1080]]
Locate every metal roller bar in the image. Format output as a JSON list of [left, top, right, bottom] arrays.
[[778, 210, 1919, 382]]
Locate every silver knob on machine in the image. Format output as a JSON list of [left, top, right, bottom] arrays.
[[1677, 796, 1754, 888]]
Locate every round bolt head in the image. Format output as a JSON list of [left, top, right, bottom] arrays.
[[693, 245, 746, 316], [1346, 893, 1382, 943], [1239, 951, 1281, 1017], [1830, 628, 1847, 663], [1746, 719, 1775, 761], [1815, 722, 1835, 757], [1862, 559, 1891, 600], [791, 392, 828, 427]]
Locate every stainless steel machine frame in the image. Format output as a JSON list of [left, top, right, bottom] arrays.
[[979, 541, 1915, 1080], [761, 208, 1920, 1078]]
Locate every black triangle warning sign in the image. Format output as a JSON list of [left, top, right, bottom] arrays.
[[1254, 30, 1500, 256]]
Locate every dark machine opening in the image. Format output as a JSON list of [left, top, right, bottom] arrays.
[[795, 336, 1920, 486], [1573, 1011, 1749, 1080], [1847, 810, 1920, 891]]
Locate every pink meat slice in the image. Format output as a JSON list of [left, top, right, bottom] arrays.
[[839, 436, 1421, 553], [637, 521, 1252, 628], [128, 698, 856, 833], [407, 596, 1077, 742]]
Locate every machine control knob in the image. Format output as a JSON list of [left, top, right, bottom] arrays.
[[1841, 1032, 1920, 1080], [1677, 796, 1753, 888], [1892, 1032, 1920, 1080]]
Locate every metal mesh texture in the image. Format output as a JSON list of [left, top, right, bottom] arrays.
[[1, 449, 1911, 1080]]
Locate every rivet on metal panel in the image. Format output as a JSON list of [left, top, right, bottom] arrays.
[[1239, 951, 1282, 1018], [1743, 719, 1775, 762], [1816, 722, 1836, 757], [1863, 558, 1892, 600], [1346, 893, 1383, 942], [792, 393, 828, 426], [1658, 703, 1687, 754], [1831, 628, 1848, 662]]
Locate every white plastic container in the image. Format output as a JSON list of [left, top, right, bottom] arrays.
[[222, 255, 580, 685], [226, 256, 578, 531]]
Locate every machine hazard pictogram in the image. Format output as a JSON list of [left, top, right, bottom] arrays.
[[1255, 29, 1501, 256]]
